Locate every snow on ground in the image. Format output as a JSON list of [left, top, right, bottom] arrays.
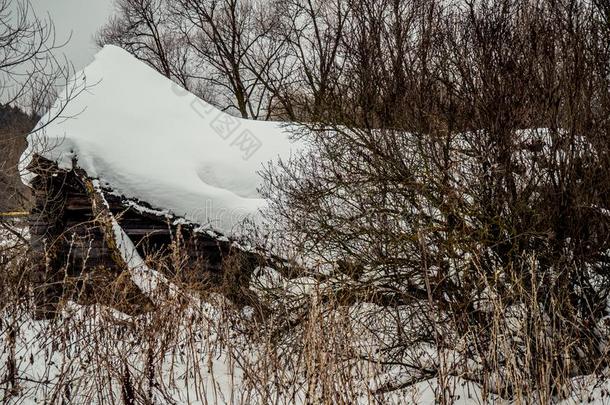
[[20, 45, 304, 236], [0, 303, 243, 404], [4, 303, 609, 404]]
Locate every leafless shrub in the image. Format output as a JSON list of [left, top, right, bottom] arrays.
[[262, 0, 610, 400]]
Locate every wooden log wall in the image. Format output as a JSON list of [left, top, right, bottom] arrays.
[[27, 156, 266, 318]]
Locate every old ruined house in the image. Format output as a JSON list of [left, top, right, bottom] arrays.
[[22, 46, 298, 318]]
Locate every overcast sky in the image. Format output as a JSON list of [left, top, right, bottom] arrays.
[[30, 0, 114, 71], [1, 1, 114, 107]]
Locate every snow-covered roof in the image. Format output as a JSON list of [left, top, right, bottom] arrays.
[[20, 45, 300, 235]]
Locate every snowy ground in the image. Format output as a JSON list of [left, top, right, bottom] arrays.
[[2, 227, 610, 403], [2, 303, 610, 404], [1, 243, 608, 405]]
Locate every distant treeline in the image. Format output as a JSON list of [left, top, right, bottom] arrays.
[[0, 104, 36, 211]]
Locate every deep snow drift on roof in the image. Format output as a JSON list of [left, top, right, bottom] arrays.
[[20, 45, 301, 235]]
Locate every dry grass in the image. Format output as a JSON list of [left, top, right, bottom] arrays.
[[1, 238, 610, 404]]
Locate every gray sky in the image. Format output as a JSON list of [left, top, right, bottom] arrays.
[[0, 1, 114, 107], [30, 0, 114, 71]]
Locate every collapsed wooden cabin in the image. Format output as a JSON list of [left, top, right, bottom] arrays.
[[27, 155, 269, 319], [20, 46, 298, 319]]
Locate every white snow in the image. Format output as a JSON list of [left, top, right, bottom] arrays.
[[20, 45, 303, 236]]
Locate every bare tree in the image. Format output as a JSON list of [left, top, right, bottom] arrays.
[[275, 0, 349, 120], [0, 0, 67, 107], [98, 0, 291, 119], [96, 0, 191, 88], [170, 0, 267, 118], [0, 0, 83, 329], [0, 0, 74, 217]]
